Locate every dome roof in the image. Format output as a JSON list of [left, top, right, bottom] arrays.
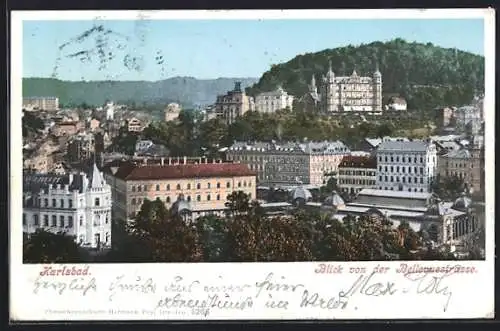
[[323, 191, 345, 207], [291, 186, 312, 201], [171, 194, 192, 215], [453, 193, 472, 211]]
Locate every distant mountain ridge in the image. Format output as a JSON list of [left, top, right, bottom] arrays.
[[22, 76, 258, 108]]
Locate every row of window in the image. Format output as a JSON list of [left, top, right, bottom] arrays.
[[378, 155, 432, 164], [131, 193, 236, 205], [36, 197, 104, 208], [23, 213, 110, 227], [339, 170, 376, 176], [378, 165, 426, 174], [339, 179, 376, 186], [378, 176, 428, 184], [131, 181, 252, 192], [379, 187, 426, 193]]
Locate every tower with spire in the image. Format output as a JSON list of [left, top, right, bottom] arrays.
[[324, 60, 338, 112], [372, 63, 383, 112]]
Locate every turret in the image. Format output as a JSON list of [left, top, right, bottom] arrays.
[[326, 60, 335, 81]]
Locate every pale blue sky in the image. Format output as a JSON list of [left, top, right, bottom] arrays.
[[23, 19, 484, 81]]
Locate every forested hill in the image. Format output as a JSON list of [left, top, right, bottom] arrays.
[[246, 39, 484, 110], [22, 77, 258, 108]]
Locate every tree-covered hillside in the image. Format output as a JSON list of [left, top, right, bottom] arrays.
[[246, 39, 484, 110], [22, 77, 258, 108]]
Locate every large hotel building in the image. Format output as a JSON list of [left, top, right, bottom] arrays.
[[22, 96, 60, 111], [226, 140, 350, 187], [103, 159, 256, 222]]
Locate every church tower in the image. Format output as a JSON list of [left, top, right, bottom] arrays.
[[372, 64, 382, 112], [309, 74, 317, 94], [325, 60, 337, 112]]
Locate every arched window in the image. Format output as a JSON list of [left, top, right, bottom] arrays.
[[156, 184, 160, 191], [166, 184, 170, 191], [187, 196, 191, 202], [226, 182, 231, 188], [197, 183, 201, 189], [216, 194, 220, 201], [207, 195, 211, 201], [197, 195, 201, 202], [238, 182, 242, 188], [176, 184, 181, 190], [187, 183, 191, 190]]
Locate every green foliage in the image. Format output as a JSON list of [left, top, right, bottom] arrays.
[[247, 39, 484, 110], [23, 229, 83, 263], [431, 174, 468, 200], [22, 77, 257, 107], [22, 111, 45, 138]]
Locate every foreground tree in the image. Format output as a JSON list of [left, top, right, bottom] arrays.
[[23, 230, 83, 263], [196, 215, 229, 262], [125, 199, 203, 262]]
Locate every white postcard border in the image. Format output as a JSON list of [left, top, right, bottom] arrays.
[[10, 9, 496, 321]]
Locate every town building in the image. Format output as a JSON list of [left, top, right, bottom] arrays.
[[301, 62, 382, 113], [103, 161, 256, 222], [337, 155, 377, 195], [254, 86, 294, 113], [226, 140, 350, 187], [386, 96, 407, 111], [24, 153, 53, 173], [164, 103, 182, 122], [88, 118, 101, 132], [104, 101, 115, 121], [376, 140, 438, 193], [66, 132, 98, 164], [22, 163, 112, 249], [127, 117, 144, 132], [438, 146, 484, 197], [215, 82, 255, 125], [23, 96, 60, 111], [52, 120, 83, 137], [435, 107, 455, 128]]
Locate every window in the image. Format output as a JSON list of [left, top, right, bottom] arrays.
[[379, 176, 382, 181], [402, 177, 406, 183], [44, 215, 49, 226], [385, 176, 388, 181], [238, 182, 242, 188], [197, 183, 201, 189], [138, 186, 142, 192], [187, 184, 191, 190], [52, 215, 57, 227], [176, 184, 181, 190], [44, 199, 48, 207], [396, 156, 400, 162], [390, 176, 394, 182], [385, 156, 388, 162], [379, 166, 382, 171], [403, 157, 406, 162], [79, 216, 83, 226], [156, 184, 160, 191], [391, 157, 394, 162], [420, 178, 423, 184], [166, 196, 171, 203], [197, 195, 201, 201], [60, 199, 64, 208], [396, 177, 400, 182], [132, 186, 136, 192], [420, 189, 424, 193], [207, 195, 211, 201], [60, 216, 65, 227], [384, 166, 387, 172], [390, 166, 394, 172], [226, 182, 231, 188], [69, 199, 73, 208], [187, 196, 191, 202], [68, 216, 73, 227], [216, 194, 220, 201], [105, 214, 109, 224], [408, 177, 412, 183], [95, 198, 100, 206], [396, 166, 400, 172], [132, 198, 136, 205], [420, 167, 423, 174], [420, 157, 423, 163], [402, 167, 405, 173], [207, 183, 211, 189], [217, 182, 221, 189], [22, 213, 26, 225], [144, 185, 148, 191], [243, 181, 247, 187], [52, 199, 56, 207], [166, 184, 170, 191], [33, 215, 39, 226]]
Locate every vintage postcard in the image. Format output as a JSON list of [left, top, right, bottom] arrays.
[[10, 9, 495, 321]]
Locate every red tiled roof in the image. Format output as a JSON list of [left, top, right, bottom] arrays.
[[111, 162, 256, 181], [339, 155, 377, 169]]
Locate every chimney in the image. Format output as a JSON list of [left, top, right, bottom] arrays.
[[57, 184, 61, 190], [69, 173, 74, 184], [168, 157, 172, 165], [161, 158, 164, 166], [183, 156, 187, 164]]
